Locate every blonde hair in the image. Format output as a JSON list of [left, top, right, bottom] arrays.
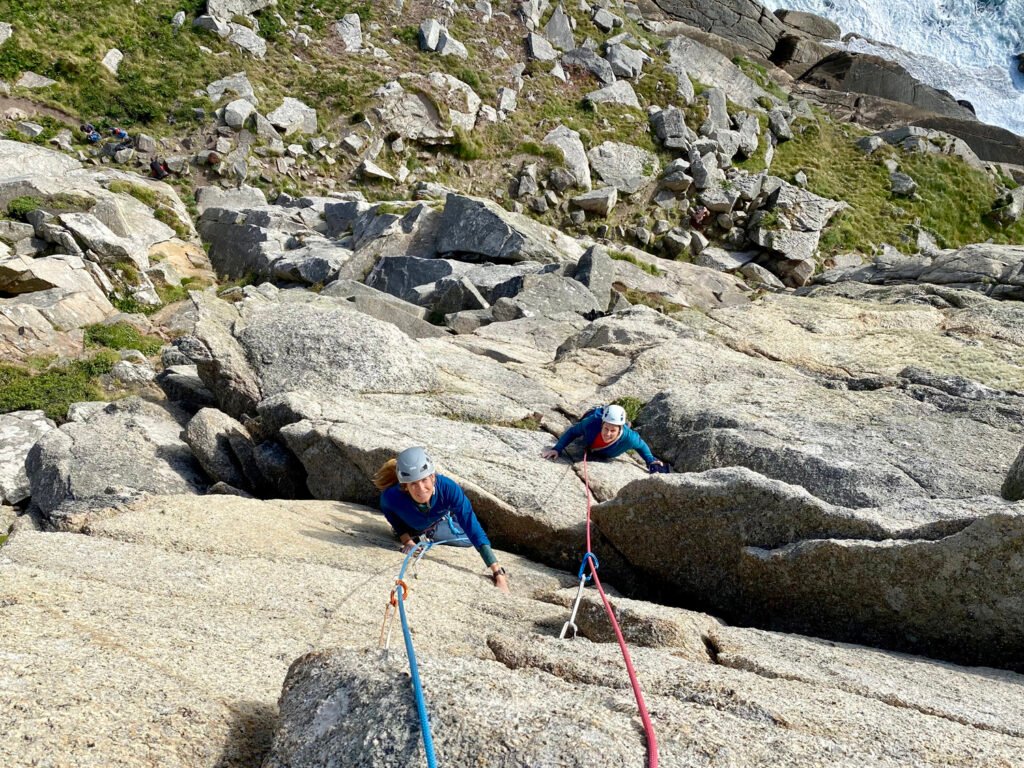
[[373, 458, 399, 490]]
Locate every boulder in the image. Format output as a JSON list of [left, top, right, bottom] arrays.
[[266, 98, 317, 137], [573, 244, 615, 311], [372, 73, 481, 141], [207, 0, 273, 16], [435, 194, 583, 264], [773, 9, 841, 40], [184, 408, 260, 492], [544, 4, 575, 51], [205, 71, 257, 106], [365, 255, 469, 302], [0, 410, 56, 506], [526, 32, 558, 61], [594, 467, 1024, 669], [570, 186, 617, 216], [222, 98, 255, 129], [333, 13, 362, 51], [490, 273, 602, 321], [25, 398, 206, 526], [584, 80, 640, 109], [1004, 446, 1024, 501], [586, 141, 658, 195], [227, 23, 267, 59], [664, 34, 778, 111], [561, 47, 616, 85], [650, 0, 785, 58], [800, 52, 976, 123], [543, 125, 591, 190], [605, 43, 647, 79]]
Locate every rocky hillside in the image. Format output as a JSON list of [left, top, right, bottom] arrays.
[[2, 0, 1024, 766]]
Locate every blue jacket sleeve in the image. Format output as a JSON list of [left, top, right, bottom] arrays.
[[554, 412, 601, 454], [627, 429, 657, 465], [437, 476, 491, 551], [380, 487, 416, 536]]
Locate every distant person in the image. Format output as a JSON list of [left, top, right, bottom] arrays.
[[691, 205, 711, 230], [149, 158, 171, 180], [374, 447, 510, 593], [541, 404, 668, 473]]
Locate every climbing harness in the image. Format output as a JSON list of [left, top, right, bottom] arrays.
[[562, 451, 660, 768], [379, 541, 439, 767]]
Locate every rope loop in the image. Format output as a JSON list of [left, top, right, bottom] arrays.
[[577, 551, 599, 582]]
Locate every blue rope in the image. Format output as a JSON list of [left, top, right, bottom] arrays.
[[577, 551, 600, 582], [395, 542, 437, 768]]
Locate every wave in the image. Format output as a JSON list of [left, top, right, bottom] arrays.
[[760, 0, 1024, 136]]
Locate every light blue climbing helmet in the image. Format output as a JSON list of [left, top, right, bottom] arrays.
[[396, 446, 435, 484]]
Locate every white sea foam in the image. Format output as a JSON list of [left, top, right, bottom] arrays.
[[761, 0, 1024, 135]]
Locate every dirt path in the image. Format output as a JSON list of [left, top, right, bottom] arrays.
[[0, 95, 78, 125]]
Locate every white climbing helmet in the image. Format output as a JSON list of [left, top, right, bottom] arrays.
[[396, 446, 435, 484], [602, 404, 627, 426]]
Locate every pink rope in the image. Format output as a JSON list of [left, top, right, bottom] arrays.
[[582, 452, 659, 768]]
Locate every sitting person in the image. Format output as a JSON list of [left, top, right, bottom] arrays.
[[374, 446, 510, 593], [541, 404, 668, 473]]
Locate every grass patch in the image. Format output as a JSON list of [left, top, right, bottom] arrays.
[[153, 206, 190, 239], [612, 396, 646, 424], [518, 141, 564, 163], [444, 412, 543, 430], [108, 179, 159, 207], [85, 322, 164, 355], [112, 260, 140, 283], [609, 250, 662, 276], [111, 295, 160, 315], [6, 196, 41, 221], [616, 284, 685, 314], [450, 127, 483, 161], [0, 352, 118, 422], [769, 113, 1024, 254], [731, 57, 788, 101]]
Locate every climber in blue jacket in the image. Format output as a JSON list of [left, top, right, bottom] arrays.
[[541, 404, 668, 473], [374, 446, 510, 593]]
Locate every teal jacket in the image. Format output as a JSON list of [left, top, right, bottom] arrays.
[[553, 410, 657, 465]]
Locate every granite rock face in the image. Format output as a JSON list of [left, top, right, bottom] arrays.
[[594, 467, 1024, 669]]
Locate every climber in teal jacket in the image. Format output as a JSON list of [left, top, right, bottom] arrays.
[[541, 404, 668, 473], [374, 446, 509, 592]]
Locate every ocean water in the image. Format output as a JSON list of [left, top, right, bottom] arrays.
[[759, 0, 1024, 137]]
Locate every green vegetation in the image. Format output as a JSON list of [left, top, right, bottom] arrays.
[[609, 250, 663, 276], [6, 196, 40, 221], [6, 192, 93, 221], [450, 127, 483, 161], [444, 412, 543, 431], [108, 179, 158, 207], [0, 352, 118, 422], [617, 286, 685, 314], [518, 142, 564, 163], [612, 396, 646, 424], [153, 206, 190, 239], [731, 57, 788, 101], [155, 276, 206, 305], [768, 113, 1024, 254], [111, 295, 161, 315], [85, 322, 165, 355]]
